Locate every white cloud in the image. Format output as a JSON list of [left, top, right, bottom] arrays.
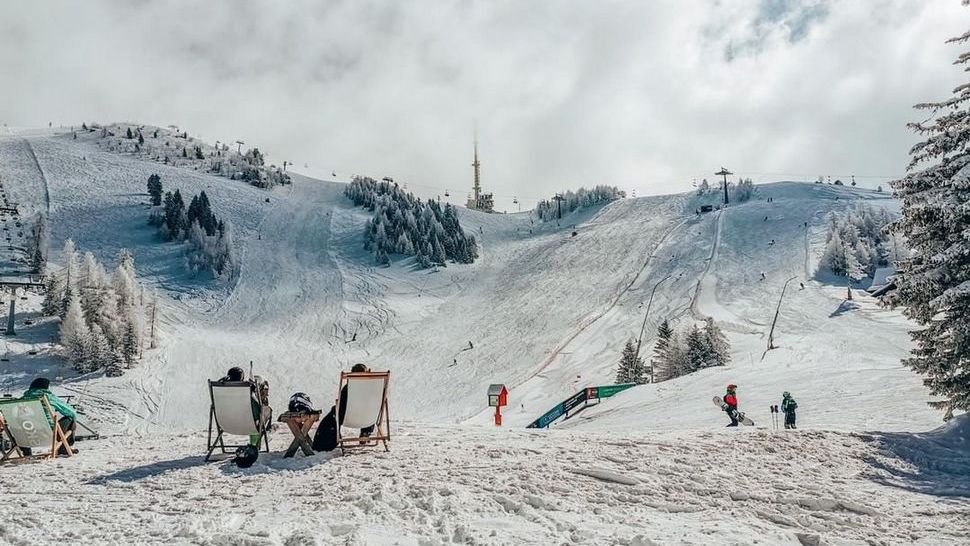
[[0, 0, 966, 209]]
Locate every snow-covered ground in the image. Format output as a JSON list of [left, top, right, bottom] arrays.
[[0, 128, 966, 545], [0, 419, 967, 546]]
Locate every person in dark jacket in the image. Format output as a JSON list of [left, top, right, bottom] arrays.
[[22, 377, 77, 455], [781, 392, 798, 429], [724, 384, 739, 427]]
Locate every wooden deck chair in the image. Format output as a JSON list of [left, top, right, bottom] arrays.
[[335, 371, 390, 453], [205, 381, 270, 461], [0, 396, 73, 463]]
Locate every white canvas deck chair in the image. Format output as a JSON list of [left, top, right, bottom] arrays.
[[205, 381, 270, 461], [0, 396, 73, 463], [336, 371, 390, 452]]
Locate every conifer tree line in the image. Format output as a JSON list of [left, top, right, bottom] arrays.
[[85, 123, 291, 189], [820, 204, 899, 281], [24, 212, 49, 273], [146, 175, 236, 280], [535, 185, 625, 222], [345, 176, 478, 267], [696, 178, 754, 202], [622, 318, 731, 383], [888, 22, 970, 419], [42, 240, 147, 375]]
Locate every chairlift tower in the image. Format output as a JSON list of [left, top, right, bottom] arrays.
[[715, 167, 732, 205]]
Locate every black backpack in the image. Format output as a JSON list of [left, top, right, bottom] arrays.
[[312, 408, 338, 452]]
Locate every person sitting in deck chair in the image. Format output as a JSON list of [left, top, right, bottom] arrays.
[[218, 367, 272, 447], [339, 364, 375, 439], [312, 364, 376, 452], [21, 377, 77, 456]]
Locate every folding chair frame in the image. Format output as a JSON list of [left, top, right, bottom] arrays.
[[0, 396, 73, 463], [205, 381, 271, 462], [334, 371, 391, 454]]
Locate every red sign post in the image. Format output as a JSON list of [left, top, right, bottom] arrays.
[[487, 384, 508, 426]]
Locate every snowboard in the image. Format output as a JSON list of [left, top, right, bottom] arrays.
[[713, 396, 754, 426]]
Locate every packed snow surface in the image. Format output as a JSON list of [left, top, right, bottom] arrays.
[[1, 422, 968, 545], [0, 129, 966, 545]]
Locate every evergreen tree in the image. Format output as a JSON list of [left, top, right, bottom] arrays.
[[888, 24, 970, 418], [685, 325, 709, 372], [147, 174, 163, 206], [651, 319, 674, 382], [616, 338, 647, 384], [61, 293, 91, 371], [703, 318, 731, 367], [88, 323, 111, 372], [126, 127, 133, 139]]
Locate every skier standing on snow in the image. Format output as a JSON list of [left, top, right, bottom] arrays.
[[781, 392, 798, 429], [724, 384, 740, 427]]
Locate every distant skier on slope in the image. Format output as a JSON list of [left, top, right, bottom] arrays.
[[781, 392, 798, 429], [724, 384, 740, 427]]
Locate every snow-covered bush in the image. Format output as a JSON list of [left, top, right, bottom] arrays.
[[732, 178, 755, 202], [534, 185, 625, 222], [819, 204, 896, 281], [44, 241, 147, 374], [148, 189, 236, 280], [345, 176, 478, 267], [650, 318, 730, 382]]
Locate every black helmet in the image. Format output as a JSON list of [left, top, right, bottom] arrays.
[[288, 392, 314, 413], [234, 445, 259, 468]]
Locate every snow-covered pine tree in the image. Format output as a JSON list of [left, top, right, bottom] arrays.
[[61, 293, 91, 371], [703, 318, 731, 367], [88, 323, 111, 372], [888, 23, 970, 418], [685, 324, 709, 372], [650, 319, 674, 382], [616, 338, 647, 384]]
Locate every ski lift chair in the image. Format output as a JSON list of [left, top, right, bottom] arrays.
[[0, 396, 73, 462], [205, 381, 270, 461], [334, 371, 390, 453]]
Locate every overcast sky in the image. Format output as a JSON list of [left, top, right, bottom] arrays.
[[1, 1, 967, 210]]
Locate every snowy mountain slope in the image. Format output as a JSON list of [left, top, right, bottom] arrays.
[[0, 129, 966, 546], [1, 129, 944, 437]]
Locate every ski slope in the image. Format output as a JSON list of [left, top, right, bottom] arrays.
[[0, 128, 966, 545]]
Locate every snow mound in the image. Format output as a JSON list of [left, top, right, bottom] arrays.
[[860, 413, 970, 497]]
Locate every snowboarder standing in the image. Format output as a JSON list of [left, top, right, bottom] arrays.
[[724, 384, 739, 427], [781, 392, 798, 429]]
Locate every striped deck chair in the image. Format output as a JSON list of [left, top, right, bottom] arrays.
[[0, 396, 73, 462], [205, 380, 270, 461], [335, 371, 390, 453]]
